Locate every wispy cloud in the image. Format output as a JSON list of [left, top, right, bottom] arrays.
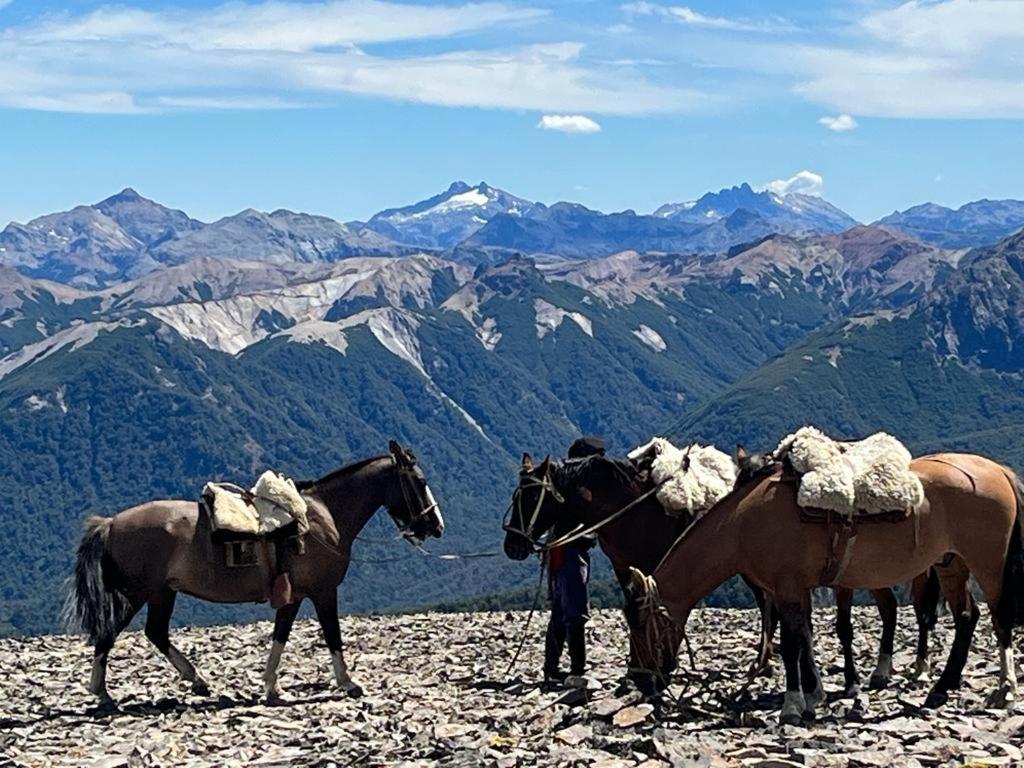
[[785, 0, 1024, 118], [0, 1, 704, 116], [621, 2, 795, 34], [537, 114, 601, 133], [818, 114, 857, 132], [762, 170, 824, 197]]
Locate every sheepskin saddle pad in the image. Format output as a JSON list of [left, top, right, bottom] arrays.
[[628, 437, 737, 516], [773, 426, 924, 517], [202, 471, 310, 540]]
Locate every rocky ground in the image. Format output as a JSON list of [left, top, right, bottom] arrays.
[[1, 606, 1022, 767]]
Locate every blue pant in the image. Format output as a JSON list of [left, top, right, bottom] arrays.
[[544, 543, 590, 676]]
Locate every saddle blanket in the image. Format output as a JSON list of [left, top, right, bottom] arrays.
[[628, 437, 736, 516], [773, 426, 924, 516], [203, 470, 309, 538]]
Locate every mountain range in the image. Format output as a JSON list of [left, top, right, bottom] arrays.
[[2, 182, 1024, 636], [9, 181, 1021, 290]]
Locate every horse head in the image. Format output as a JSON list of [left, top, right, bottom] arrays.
[[502, 452, 564, 561], [734, 444, 775, 488], [387, 440, 444, 544]]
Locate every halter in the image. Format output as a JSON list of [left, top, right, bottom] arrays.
[[502, 465, 565, 549], [393, 457, 440, 541]]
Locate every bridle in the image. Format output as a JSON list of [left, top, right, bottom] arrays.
[[393, 457, 440, 542], [502, 464, 564, 549]]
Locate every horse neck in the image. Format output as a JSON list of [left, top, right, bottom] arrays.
[[600, 497, 687, 574], [309, 457, 396, 540], [652, 492, 744, 622]]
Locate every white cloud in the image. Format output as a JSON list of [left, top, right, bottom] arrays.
[[784, 0, 1024, 118], [818, 114, 857, 132], [622, 2, 794, 33], [763, 170, 824, 197], [0, 1, 705, 116], [537, 114, 601, 133]]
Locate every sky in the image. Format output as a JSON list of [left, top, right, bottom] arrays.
[[0, 0, 1021, 226]]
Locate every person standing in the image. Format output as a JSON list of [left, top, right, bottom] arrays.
[[543, 435, 604, 688]]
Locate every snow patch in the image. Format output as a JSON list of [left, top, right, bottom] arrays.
[[534, 299, 593, 339], [633, 325, 666, 352]]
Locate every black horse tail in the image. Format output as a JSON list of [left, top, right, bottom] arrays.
[[62, 516, 133, 647], [997, 471, 1024, 631]]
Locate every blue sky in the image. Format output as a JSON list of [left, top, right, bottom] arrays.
[[0, 0, 1021, 225]]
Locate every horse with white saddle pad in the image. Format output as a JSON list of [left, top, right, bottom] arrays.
[[64, 441, 444, 708]]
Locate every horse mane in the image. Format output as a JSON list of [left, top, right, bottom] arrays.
[[295, 454, 391, 491], [554, 455, 644, 498]]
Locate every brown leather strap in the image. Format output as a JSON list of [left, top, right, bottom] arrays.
[[820, 512, 857, 586]]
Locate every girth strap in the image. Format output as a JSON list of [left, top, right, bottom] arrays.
[[821, 511, 857, 586]]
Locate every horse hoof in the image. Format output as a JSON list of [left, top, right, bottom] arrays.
[[344, 683, 364, 699], [779, 711, 802, 727], [91, 695, 118, 715], [868, 674, 889, 690], [923, 690, 948, 709], [265, 691, 286, 707], [984, 686, 1015, 709], [192, 680, 210, 696], [801, 708, 817, 723]]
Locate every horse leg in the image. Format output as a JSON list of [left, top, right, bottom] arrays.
[[778, 598, 818, 724], [744, 575, 775, 676], [987, 617, 1019, 708], [89, 605, 141, 707], [144, 588, 209, 696], [264, 601, 301, 704], [868, 588, 897, 690], [925, 561, 979, 708], [313, 592, 363, 698], [911, 568, 940, 685], [835, 587, 859, 695]]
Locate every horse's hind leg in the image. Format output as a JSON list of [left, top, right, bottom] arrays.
[[144, 588, 209, 696], [313, 591, 363, 698], [90, 605, 141, 707], [911, 568, 940, 684], [835, 587, 859, 695], [868, 588, 897, 689], [925, 560, 979, 708], [264, 601, 300, 703]]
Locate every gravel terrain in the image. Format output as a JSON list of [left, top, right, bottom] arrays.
[[1, 606, 1022, 767]]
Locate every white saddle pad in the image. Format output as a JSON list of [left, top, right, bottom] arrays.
[[628, 437, 736, 516]]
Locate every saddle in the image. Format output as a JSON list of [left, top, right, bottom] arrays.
[[772, 427, 924, 585], [199, 471, 310, 609]]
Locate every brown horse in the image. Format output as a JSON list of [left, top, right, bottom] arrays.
[[736, 447, 942, 694], [628, 453, 1024, 724], [64, 441, 444, 707]]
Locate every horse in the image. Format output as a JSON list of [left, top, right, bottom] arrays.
[[64, 441, 444, 707], [627, 452, 1024, 724], [736, 446, 942, 695], [503, 452, 691, 690], [503, 451, 939, 695]]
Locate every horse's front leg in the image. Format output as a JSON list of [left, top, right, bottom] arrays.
[[313, 592, 363, 698], [264, 602, 300, 704], [911, 568, 940, 684]]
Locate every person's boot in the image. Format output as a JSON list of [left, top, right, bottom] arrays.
[[565, 621, 591, 688], [543, 621, 567, 687]]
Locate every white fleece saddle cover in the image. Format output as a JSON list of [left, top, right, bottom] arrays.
[[203, 471, 309, 537], [628, 437, 737, 516], [773, 426, 924, 516]]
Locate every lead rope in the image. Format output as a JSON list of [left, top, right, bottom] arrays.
[[503, 558, 547, 679]]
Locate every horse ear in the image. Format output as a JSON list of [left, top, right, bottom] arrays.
[[522, 452, 534, 471], [389, 440, 403, 458], [404, 447, 418, 466], [540, 454, 552, 470], [735, 444, 748, 463]]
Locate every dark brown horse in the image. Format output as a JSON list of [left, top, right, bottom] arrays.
[[64, 441, 444, 707], [502, 453, 691, 689], [628, 453, 1024, 724]]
